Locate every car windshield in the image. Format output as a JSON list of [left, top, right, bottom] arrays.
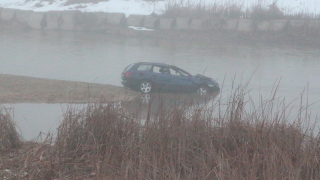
[[171, 67, 191, 76]]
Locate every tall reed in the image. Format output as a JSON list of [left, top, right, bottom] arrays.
[[50, 85, 320, 179], [0, 108, 21, 151]]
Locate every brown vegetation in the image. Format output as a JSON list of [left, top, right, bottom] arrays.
[[162, 0, 319, 19], [0, 84, 319, 179], [0, 74, 139, 103], [0, 109, 21, 151]]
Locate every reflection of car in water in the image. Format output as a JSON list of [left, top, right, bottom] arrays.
[[121, 62, 220, 95], [122, 92, 219, 119]]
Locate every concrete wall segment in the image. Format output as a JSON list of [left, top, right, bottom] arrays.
[[15, 9, 33, 25], [0, 7, 3, 18], [158, 18, 174, 30], [202, 18, 220, 30], [174, 17, 191, 30], [127, 14, 145, 27], [143, 16, 159, 29], [237, 19, 253, 32], [189, 19, 204, 30], [289, 20, 306, 29], [106, 13, 126, 25], [307, 20, 320, 29], [222, 19, 238, 31], [27, 12, 46, 29], [256, 21, 270, 31], [1, 8, 16, 21], [93, 12, 108, 25], [73, 12, 108, 31], [306, 20, 320, 35], [45, 11, 61, 30], [60, 10, 78, 30], [270, 20, 288, 32]]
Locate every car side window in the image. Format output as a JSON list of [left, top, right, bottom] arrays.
[[153, 66, 170, 74], [137, 64, 152, 71], [152, 66, 162, 73]]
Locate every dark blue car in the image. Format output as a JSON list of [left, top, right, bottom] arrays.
[[121, 62, 219, 95]]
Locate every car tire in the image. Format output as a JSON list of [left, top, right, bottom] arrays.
[[196, 85, 210, 96], [139, 80, 152, 93]]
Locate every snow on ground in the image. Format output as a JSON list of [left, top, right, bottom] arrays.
[[0, 0, 166, 17], [0, 0, 318, 17]]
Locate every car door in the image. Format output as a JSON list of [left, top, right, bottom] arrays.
[[152, 65, 173, 90], [132, 64, 153, 84], [169, 67, 195, 91]]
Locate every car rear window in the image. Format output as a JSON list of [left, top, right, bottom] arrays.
[[124, 63, 135, 71], [137, 64, 152, 71]]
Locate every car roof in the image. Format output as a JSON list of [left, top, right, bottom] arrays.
[[137, 62, 174, 67]]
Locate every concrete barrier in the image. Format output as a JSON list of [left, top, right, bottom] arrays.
[[127, 14, 145, 27], [158, 18, 174, 30], [60, 10, 78, 30], [256, 21, 270, 31], [143, 16, 159, 29], [174, 17, 191, 30], [222, 19, 238, 30], [93, 12, 108, 25], [45, 11, 61, 30], [74, 12, 108, 31], [290, 20, 306, 29], [270, 20, 287, 32], [306, 20, 320, 35], [15, 10, 33, 25], [237, 19, 253, 32], [1, 8, 16, 21], [307, 20, 320, 30], [203, 18, 220, 30], [27, 12, 46, 29], [106, 13, 126, 25], [189, 19, 205, 30], [0, 8, 2, 29], [0, 7, 318, 37]]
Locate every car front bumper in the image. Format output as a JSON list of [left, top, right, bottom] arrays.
[[208, 85, 220, 92]]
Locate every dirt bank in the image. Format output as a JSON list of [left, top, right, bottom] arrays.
[[0, 74, 139, 103]]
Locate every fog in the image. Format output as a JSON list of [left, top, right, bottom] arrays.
[[1, 30, 319, 140]]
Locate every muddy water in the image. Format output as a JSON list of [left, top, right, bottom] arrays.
[[1, 30, 320, 140]]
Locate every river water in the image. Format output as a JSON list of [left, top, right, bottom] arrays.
[[1, 30, 320, 140]]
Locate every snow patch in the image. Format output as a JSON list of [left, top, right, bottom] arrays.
[[0, 0, 318, 16], [128, 26, 154, 31]]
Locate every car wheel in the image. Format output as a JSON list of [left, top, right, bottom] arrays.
[[196, 85, 210, 96], [140, 81, 152, 93], [141, 93, 151, 104]]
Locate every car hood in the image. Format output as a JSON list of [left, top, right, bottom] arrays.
[[194, 74, 213, 81], [194, 74, 219, 87]]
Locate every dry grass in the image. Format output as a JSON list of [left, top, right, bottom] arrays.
[[0, 108, 21, 151], [162, 0, 319, 20], [0, 84, 320, 179]]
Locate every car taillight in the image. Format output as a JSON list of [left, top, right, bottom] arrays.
[[124, 71, 131, 78]]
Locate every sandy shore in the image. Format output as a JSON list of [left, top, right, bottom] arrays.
[[0, 74, 139, 103]]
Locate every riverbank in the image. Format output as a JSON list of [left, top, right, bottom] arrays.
[[0, 74, 139, 103], [0, 86, 318, 179]]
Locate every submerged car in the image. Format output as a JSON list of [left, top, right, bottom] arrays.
[[121, 62, 220, 95]]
